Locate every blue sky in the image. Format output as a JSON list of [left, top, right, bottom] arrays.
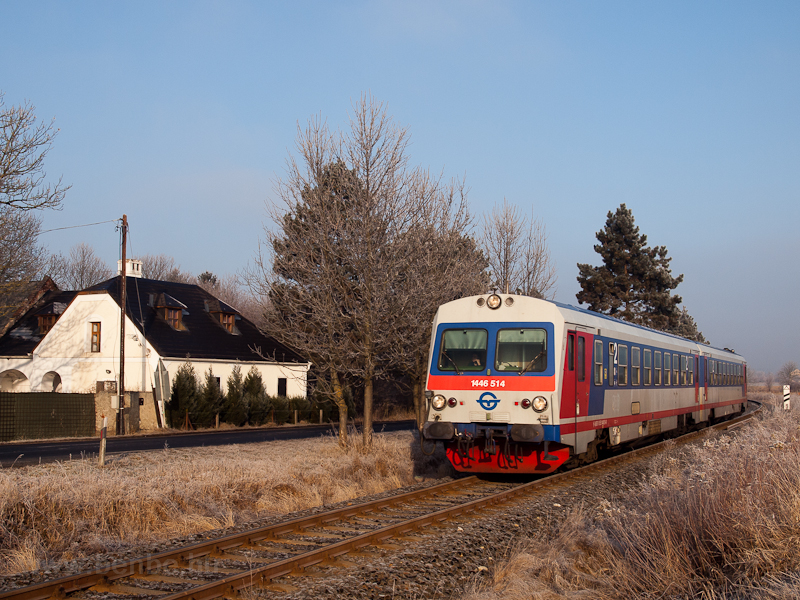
[[1, 1, 798, 372]]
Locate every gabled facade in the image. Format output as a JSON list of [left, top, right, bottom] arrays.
[[0, 276, 309, 404]]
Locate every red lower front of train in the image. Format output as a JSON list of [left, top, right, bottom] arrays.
[[444, 440, 570, 474]]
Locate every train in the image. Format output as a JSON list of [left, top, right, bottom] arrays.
[[421, 293, 747, 474]]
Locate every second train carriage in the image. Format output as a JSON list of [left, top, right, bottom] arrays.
[[422, 293, 747, 474]]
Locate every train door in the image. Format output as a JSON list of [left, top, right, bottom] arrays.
[[562, 330, 591, 447], [702, 355, 709, 403]]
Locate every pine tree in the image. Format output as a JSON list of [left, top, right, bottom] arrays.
[[221, 365, 248, 426], [196, 367, 223, 428], [577, 204, 684, 331], [243, 366, 270, 425], [167, 361, 197, 428], [667, 307, 708, 343]]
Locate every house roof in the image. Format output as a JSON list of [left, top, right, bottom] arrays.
[[0, 290, 79, 356], [0, 277, 60, 337], [83, 276, 306, 363]]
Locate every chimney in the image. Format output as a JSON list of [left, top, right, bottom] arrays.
[[117, 258, 144, 278]]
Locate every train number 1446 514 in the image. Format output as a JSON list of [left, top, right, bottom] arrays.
[[471, 379, 506, 389]]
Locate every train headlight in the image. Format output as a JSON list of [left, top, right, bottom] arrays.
[[447, 397, 457, 408], [487, 294, 502, 309], [532, 396, 548, 412], [520, 398, 532, 409], [432, 394, 447, 410]]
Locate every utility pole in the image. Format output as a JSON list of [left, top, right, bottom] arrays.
[[118, 214, 127, 435]]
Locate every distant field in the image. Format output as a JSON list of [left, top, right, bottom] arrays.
[[0, 430, 451, 575]]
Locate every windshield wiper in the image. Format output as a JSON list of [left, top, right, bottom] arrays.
[[519, 350, 544, 375], [441, 350, 462, 375]]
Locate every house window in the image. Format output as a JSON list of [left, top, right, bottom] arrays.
[[38, 315, 57, 334], [166, 308, 181, 329], [91, 322, 101, 352], [278, 377, 287, 397]]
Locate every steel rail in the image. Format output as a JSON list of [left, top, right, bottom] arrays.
[[0, 403, 759, 600]]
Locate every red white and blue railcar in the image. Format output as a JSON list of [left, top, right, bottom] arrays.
[[422, 293, 747, 474]]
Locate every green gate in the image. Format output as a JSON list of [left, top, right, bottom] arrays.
[[0, 392, 95, 442]]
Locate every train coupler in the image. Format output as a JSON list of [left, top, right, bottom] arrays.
[[456, 432, 474, 463], [484, 430, 497, 455]]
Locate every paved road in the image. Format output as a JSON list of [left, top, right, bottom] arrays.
[[0, 420, 417, 467]]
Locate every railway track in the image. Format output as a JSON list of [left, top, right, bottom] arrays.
[[0, 405, 759, 600]]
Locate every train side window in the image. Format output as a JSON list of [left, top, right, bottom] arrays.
[[608, 342, 615, 386], [673, 355, 679, 386], [632, 347, 640, 385], [689, 358, 694, 385], [654, 351, 662, 385], [710, 360, 715, 386], [568, 334, 575, 371], [680, 355, 687, 385], [594, 340, 603, 385], [664, 353, 671, 385], [644, 349, 652, 385], [618, 345, 628, 385], [577, 336, 586, 382]]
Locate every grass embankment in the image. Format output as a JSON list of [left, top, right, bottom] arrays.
[[0, 430, 450, 575], [468, 393, 800, 600]]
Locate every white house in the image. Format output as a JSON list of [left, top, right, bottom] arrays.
[[0, 263, 310, 417]]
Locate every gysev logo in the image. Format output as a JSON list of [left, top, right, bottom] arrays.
[[477, 392, 501, 410]]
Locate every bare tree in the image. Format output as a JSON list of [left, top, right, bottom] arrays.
[[0, 208, 49, 325], [137, 253, 194, 283], [0, 92, 69, 211], [765, 371, 775, 392], [481, 199, 556, 299], [778, 361, 800, 392], [384, 174, 488, 428], [196, 271, 263, 326], [250, 95, 488, 447], [47, 243, 112, 290]]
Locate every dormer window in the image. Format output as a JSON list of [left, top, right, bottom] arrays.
[[153, 292, 188, 331], [165, 308, 182, 329], [38, 314, 57, 334], [204, 297, 239, 334], [219, 313, 235, 332]]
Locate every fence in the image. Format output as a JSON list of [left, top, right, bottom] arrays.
[[0, 392, 95, 442]]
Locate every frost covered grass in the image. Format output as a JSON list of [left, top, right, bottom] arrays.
[[0, 430, 451, 575], [467, 394, 800, 600]]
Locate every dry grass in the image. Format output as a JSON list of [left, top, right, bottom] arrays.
[[0, 429, 451, 575], [467, 394, 800, 600]]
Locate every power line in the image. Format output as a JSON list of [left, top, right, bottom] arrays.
[[40, 218, 120, 234]]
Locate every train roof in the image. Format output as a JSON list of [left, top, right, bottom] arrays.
[[433, 294, 745, 362]]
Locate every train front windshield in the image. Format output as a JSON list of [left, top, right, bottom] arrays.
[[438, 329, 488, 372], [495, 328, 547, 372]]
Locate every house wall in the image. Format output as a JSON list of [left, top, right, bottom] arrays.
[[160, 359, 308, 397]]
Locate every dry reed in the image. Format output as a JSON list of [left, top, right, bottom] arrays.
[[468, 394, 800, 600], [0, 430, 449, 575]]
